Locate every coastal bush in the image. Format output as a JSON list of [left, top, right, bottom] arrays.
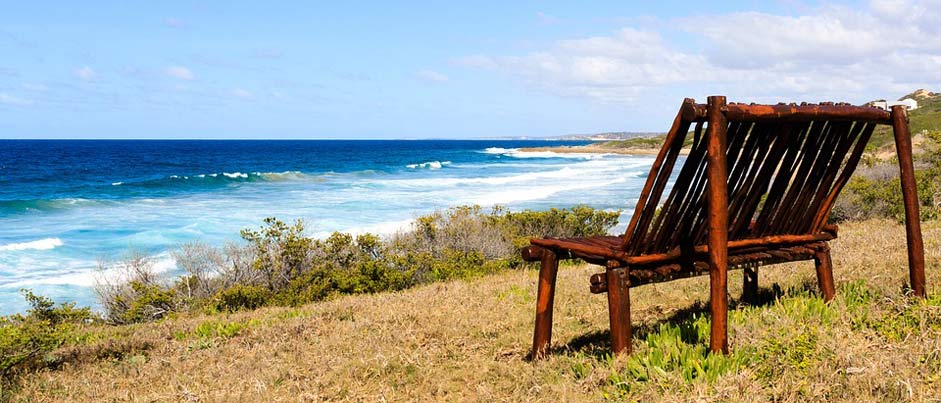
[[95, 252, 180, 324], [392, 205, 516, 259], [94, 205, 621, 322], [1, 291, 95, 396], [496, 205, 622, 246], [832, 131, 941, 222], [240, 218, 314, 291], [209, 285, 270, 313]]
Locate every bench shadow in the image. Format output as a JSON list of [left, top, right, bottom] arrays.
[[549, 283, 794, 359]]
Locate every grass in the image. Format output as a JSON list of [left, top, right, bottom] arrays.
[[6, 219, 941, 402]]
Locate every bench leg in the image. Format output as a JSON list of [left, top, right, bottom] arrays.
[[705, 95, 730, 355], [532, 248, 559, 359], [892, 106, 927, 298], [606, 267, 632, 355], [742, 265, 758, 304], [813, 246, 836, 302]]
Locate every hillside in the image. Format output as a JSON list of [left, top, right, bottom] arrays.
[[868, 89, 941, 149], [587, 89, 941, 155], [9, 219, 941, 402]]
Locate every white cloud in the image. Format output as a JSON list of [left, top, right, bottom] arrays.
[[74, 66, 95, 81], [230, 88, 252, 98], [462, 28, 704, 102], [461, 1, 941, 104], [416, 69, 449, 83], [680, 9, 906, 68], [0, 93, 33, 106], [165, 66, 194, 80]]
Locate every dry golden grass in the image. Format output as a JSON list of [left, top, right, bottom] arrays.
[[10, 219, 941, 402]]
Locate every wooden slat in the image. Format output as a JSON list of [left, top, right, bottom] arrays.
[[723, 103, 892, 124]]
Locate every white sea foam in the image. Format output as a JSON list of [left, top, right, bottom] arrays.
[[482, 147, 513, 154], [481, 146, 610, 160], [161, 171, 311, 182], [312, 218, 417, 239], [468, 178, 627, 206], [258, 171, 309, 181], [111, 182, 123, 186], [406, 161, 451, 169], [393, 159, 645, 188], [509, 151, 609, 159], [0, 238, 63, 251], [0, 253, 178, 289]]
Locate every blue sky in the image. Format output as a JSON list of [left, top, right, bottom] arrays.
[[1, 1, 939, 139]]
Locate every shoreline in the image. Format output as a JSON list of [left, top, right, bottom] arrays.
[[518, 144, 690, 156]]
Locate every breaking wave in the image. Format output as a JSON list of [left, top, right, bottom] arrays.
[[406, 161, 451, 169], [0, 237, 63, 251]]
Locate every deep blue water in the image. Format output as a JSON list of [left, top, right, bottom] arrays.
[[0, 140, 656, 314]]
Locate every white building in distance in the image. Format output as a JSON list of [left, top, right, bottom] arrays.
[[868, 98, 918, 111]]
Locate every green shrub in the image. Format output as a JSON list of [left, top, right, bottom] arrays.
[[833, 130, 941, 222], [108, 281, 177, 325], [1, 291, 96, 395], [240, 217, 313, 291], [96, 205, 621, 318], [210, 285, 270, 313], [496, 205, 622, 247]]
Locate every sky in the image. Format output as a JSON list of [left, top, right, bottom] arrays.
[[1, 0, 939, 139]]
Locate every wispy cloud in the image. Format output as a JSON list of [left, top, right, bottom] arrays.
[[165, 66, 195, 80], [415, 69, 449, 83], [74, 66, 96, 81], [230, 88, 252, 98], [462, 0, 941, 103], [0, 93, 34, 106]]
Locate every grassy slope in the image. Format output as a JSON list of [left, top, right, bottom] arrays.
[[11, 219, 941, 402], [870, 93, 941, 149]]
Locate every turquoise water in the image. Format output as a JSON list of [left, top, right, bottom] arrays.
[[0, 140, 656, 314]]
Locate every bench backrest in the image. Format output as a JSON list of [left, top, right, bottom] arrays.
[[621, 98, 897, 256]]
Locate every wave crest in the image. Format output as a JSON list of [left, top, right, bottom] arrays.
[[0, 238, 63, 251], [406, 161, 451, 169], [482, 147, 608, 160]]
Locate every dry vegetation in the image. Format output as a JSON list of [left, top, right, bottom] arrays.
[[6, 219, 940, 402]]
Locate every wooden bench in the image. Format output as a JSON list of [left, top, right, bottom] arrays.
[[523, 96, 927, 357]]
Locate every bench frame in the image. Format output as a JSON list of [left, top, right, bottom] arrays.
[[522, 96, 926, 357]]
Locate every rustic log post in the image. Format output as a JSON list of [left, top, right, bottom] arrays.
[[891, 106, 927, 298], [606, 267, 632, 354], [813, 244, 836, 302], [706, 95, 730, 354], [742, 265, 758, 304], [531, 247, 559, 358]]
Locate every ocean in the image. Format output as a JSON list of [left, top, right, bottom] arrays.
[[0, 140, 657, 314]]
